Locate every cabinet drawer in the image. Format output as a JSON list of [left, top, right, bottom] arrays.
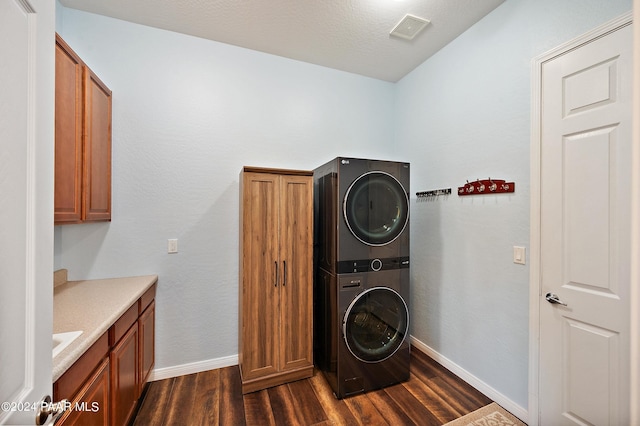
[[110, 304, 137, 346], [54, 332, 109, 402], [139, 284, 156, 314]]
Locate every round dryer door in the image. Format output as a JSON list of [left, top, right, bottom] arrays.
[[343, 287, 409, 363], [343, 171, 409, 246]]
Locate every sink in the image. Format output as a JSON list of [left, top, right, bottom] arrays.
[[52, 331, 83, 358]]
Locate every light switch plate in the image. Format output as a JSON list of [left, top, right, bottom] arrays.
[[168, 239, 178, 254], [513, 246, 525, 265]]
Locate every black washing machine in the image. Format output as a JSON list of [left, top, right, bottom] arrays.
[[315, 268, 410, 398], [313, 157, 410, 274], [313, 157, 410, 398]]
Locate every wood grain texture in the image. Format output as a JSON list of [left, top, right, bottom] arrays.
[[134, 347, 493, 425], [110, 324, 139, 426], [307, 370, 359, 425], [267, 385, 301, 425], [54, 34, 83, 223], [132, 377, 173, 425], [219, 364, 247, 425], [286, 379, 325, 425], [163, 374, 198, 425], [82, 65, 112, 221], [243, 390, 276, 426], [55, 358, 110, 426], [192, 369, 221, 425], [239, 169, 314, 393], [54, 33, 112, 224], [366, 389, 415, 425]]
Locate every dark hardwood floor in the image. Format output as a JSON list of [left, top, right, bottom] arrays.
[[133, 348, 492, 425]]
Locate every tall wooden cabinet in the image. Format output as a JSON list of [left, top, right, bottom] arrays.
[[55, 34, 112, 224], [239, 167, 314, 393]]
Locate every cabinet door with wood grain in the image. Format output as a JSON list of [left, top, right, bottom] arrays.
[[278, 174, 313, 372], [54, 33, 112, 225], [110, 324, 138, 426], [83, 68, 112, 222], [239, 167, 313, 394], [55, 358, 110, 426], [54, 35, 83, 223], [240, 171, 280, 381], [138, 300, 155, 396]]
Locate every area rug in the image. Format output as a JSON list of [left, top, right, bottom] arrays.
[[444, 403, 526, 426]]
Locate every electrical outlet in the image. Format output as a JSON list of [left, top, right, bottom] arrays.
[[513, 246, 525, 265], [168, 239, 178, 254]]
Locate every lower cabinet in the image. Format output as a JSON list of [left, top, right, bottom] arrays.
[[54, 284, 156, 426], [138, 300, 155, 392], [55, 358, 110, 426], [110, 324, 138, 426]]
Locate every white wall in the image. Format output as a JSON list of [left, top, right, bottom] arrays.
[[396, 0, 631, 411], [55, 8, 396, 370]]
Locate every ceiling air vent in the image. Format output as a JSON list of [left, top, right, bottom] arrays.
[[390, 14, 430, 40]]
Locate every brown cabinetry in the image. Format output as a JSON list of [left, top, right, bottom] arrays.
[[55, 358, 110, 426], [138, 300, 155, 393], [239, 167, 313, 393], [55, 34, 112, 224], [54, 284, 156, 426], [110, 324, 138, 426], [54, 332, 110, 425]]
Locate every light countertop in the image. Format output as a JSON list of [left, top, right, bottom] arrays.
[[53, 274, 158, 382]]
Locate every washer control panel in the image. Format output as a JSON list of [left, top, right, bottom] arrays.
[[337, 257, 409, 274]]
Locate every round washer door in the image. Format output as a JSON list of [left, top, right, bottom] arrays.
[[343, 287, 409, 363], [343, 171, 409, 246]]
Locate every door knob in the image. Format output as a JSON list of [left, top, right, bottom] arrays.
[[36, 395, 69, 425], [545, 292, 568, 306]]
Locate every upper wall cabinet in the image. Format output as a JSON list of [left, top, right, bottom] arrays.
[[55, 34, 112, 225]]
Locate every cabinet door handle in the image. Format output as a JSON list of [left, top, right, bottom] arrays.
[[274, 261, 278, 287], [283, 260, 286, 286]]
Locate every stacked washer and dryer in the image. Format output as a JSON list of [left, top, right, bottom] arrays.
[[313, 157, 411, 399]]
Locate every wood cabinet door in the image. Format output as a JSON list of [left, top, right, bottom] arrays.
[[56, 358, 110, 426], [110, 324, 138, 426], [54, 35, 83, 223], [83, 67, 112, 221], [278, 175, 313, 372], [240, 172, 280, 380], [138, 300, 155, 397], [54, 34, 112, 224]]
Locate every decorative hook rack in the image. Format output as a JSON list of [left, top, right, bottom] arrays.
[[416, 188, 452, 198], [458, 178, 515, 196]]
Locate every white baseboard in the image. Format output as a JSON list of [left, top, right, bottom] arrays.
[[410, 336, 529, 424], [148, 354, 239, 382]]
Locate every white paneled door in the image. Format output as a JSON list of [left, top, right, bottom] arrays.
[[537, 17, 632, 425], [0, 0, 55, 424]]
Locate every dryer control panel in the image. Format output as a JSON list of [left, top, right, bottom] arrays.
[[337, 256, 409, 274]]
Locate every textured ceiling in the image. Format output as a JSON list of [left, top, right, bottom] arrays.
[[58, 0, 505, 82]]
